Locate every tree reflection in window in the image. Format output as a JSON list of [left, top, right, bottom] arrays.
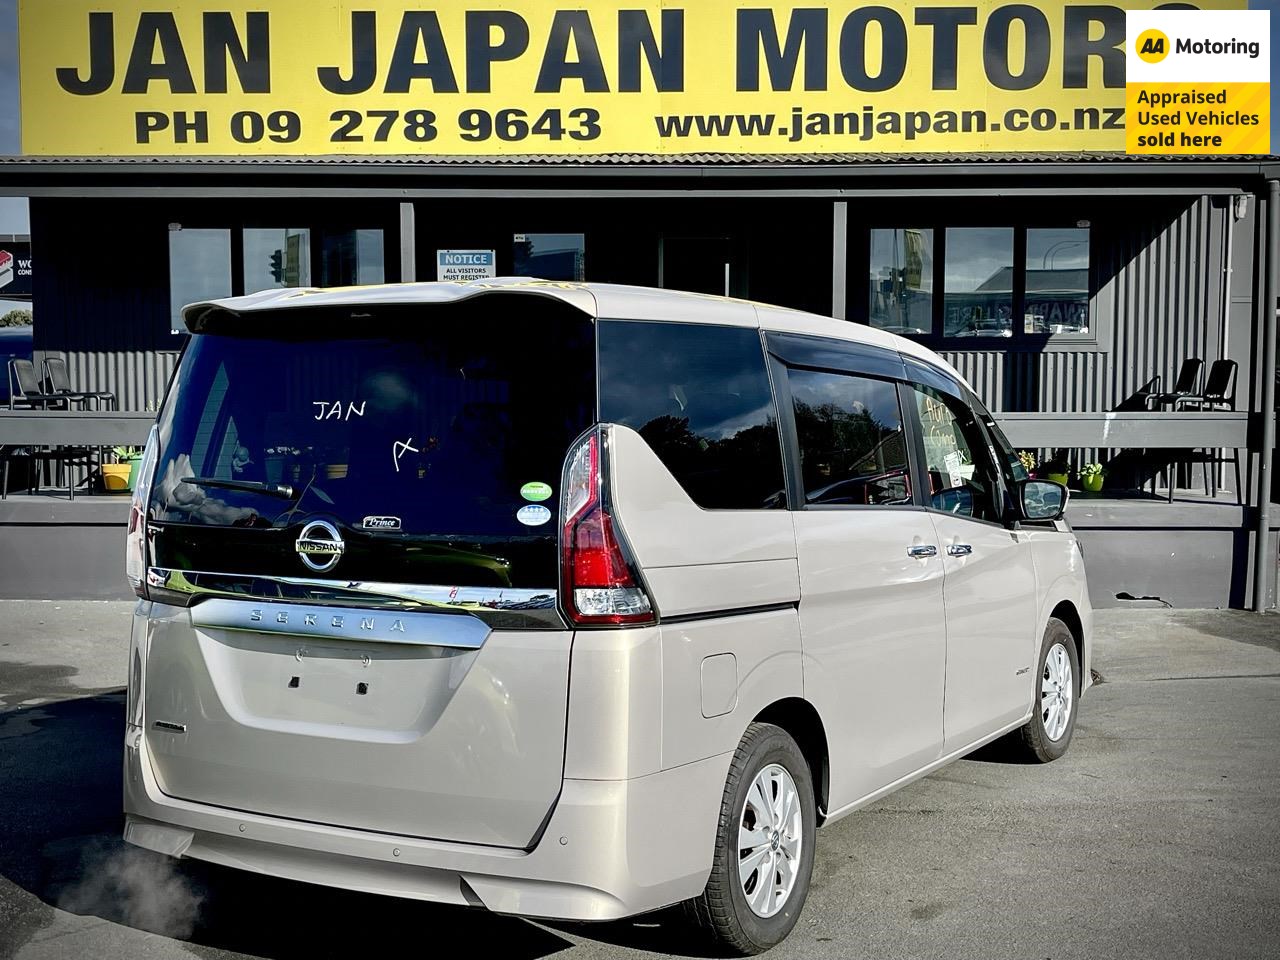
[[787, 368, 911, 506]]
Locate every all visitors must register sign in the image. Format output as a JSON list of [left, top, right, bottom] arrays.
[[19, 0, 1248, 157]]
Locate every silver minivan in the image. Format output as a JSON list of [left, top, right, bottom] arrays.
[[124, 279, 1091, 953]]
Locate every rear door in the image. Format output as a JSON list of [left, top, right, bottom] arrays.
[[903, 370, 1037, 751], [142, 296, 595, 847], [771, 336, 947, 810]]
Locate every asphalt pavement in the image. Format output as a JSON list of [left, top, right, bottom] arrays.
[[0, 602, 1277, 959]]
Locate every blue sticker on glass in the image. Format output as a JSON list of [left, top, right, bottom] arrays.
[[516, 504, 552, 527]]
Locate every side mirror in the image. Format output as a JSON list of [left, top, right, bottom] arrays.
[[1019, 479, 1067, 522]]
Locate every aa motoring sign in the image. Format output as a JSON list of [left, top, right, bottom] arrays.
[[18, 0, 1245, 156]]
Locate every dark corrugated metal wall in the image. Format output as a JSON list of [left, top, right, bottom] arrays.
[[31, 199, 179, 412], [33, 196, 1227, 419]]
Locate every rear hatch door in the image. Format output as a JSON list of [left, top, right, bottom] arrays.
[[142, 296, 595, 847]]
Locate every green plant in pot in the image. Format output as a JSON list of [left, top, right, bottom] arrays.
[[1043, 450, 1070, 486], [112, 446, 144, 492], [1016, 450, 1038, 479], [1080, 462, 1104, 493]]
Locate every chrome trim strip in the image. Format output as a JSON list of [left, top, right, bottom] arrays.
[[190, 597, 491, 649], [147, 567, 555, 609], [146, 568, 564, 630]]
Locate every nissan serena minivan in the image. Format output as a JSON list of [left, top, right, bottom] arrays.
[[124, 279, 1090, 954]]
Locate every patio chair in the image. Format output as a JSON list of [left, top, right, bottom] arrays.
[[7, 358, 67, 410], [1147, 358, 1204, 408], [43, 356, 116, 410], [1174, 359, 1237, 412], [0, 442, 95, 500], [1172, 359, 1242, 504]]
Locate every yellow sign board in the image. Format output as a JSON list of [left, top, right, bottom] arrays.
[[1124, 10, 1269, 154], [18, 0, 1247, 157]]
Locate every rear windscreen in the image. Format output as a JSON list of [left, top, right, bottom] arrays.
[[149, 303, 595, 588]]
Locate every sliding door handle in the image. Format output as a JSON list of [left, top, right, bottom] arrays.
[[907, 544, 938, 558], [947, 543, 973, 557]]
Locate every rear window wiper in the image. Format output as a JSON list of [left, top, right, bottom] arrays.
[[181, 476, 297, 500]]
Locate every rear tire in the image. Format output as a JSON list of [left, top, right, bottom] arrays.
[[1010, 617, 1080, 762], [686, 722, 816, 955]]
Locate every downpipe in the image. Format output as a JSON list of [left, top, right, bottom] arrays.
[[1252, 179, 1279, 612]]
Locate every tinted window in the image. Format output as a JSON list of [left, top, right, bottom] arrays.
[[788, 368, 911, 506], [168, 228, 231, 334], [869, 228, 933, 335], [244, 227, 311, 291], [150, 305, 595, 587], [598, 321, 784, 509], [943, 227, 1014, 339], [911, 385, 1003, 522], [1025, 228, 1089, 336]]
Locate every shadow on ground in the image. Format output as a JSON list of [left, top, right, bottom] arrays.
[[0, 666, 719, 960]]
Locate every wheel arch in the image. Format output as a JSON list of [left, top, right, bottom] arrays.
[[1048, 599, 1086, 680], [752, 698, 830, 824]]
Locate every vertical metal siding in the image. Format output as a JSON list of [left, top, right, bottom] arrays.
[[942, 197, 1223, 418]]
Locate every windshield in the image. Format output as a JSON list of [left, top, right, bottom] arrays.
[[149, 304, 595, 588]]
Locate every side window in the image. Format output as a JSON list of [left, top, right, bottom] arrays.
[[598, 321, 785, 509], [786, 368, 911, 506], [910, 385, 1003, 522]]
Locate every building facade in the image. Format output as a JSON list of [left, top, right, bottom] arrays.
[[2, 1, 1276, 606]]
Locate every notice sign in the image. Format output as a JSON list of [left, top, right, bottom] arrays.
[[1126, 9, 1270, 154], [437, 250, 496, 282]]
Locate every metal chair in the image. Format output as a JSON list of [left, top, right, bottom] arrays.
[[1147, 358, 1204, 409], [7, 358, 67, 410], [1173, 360, 1242, 504], [43, 356, 116, 410]]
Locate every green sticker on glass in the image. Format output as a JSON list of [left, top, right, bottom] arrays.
[[520, 481, 552, 502]]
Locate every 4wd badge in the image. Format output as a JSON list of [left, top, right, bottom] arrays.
[[362, 516, 401, 530]]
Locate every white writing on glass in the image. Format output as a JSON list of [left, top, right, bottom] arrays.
[[312, 401, 366, 421], [392, 438, 419, 473]]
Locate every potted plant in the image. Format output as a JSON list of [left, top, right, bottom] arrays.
[[1080, 462, 1104, 493], [1017, 450, 1037, 478], [1043, 450, 1070, 486], [110, 446, 144, 492]]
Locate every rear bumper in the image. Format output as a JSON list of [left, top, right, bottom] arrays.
[[123, 725, 729, 921]]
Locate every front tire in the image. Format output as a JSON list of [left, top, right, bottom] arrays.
[[687, 722, 816, 955], [1011, 617, 1080, 762]]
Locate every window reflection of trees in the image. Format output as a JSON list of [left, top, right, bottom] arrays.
[[793, 399, 910, 506], [637, 414, 787, 509]]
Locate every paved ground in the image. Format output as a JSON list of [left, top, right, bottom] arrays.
[[0, 603, 1277, 959]]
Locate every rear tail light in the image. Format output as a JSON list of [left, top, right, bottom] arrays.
[[560, 428, 655, 626], [125, 427, 160, 598]]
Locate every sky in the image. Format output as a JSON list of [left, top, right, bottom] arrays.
[[0, 0, 1274, 243]]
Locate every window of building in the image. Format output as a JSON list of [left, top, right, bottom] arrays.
[[321, 229, 385, 287], [1025, 228, 1090, 336], [244, 228, 311, 292], [910, 385, 1002, 522], [598, 320, 785, 510], [168, 228, 232, 334], [865, 225, 1091, 346], [514, 233, 585, 281], [943, 227, 1014, 339], [787, 368, 911, 506], [869, 228, 933, 335]]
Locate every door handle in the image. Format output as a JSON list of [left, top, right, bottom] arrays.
[[907, 544, 938, 558], [947, 543, 973, 557]]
